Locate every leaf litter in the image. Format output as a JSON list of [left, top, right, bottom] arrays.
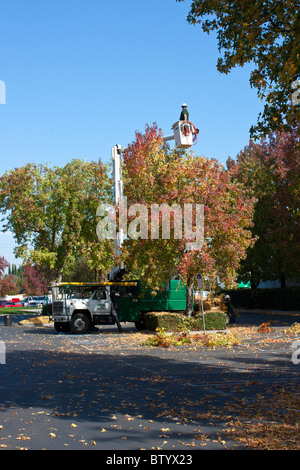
[[1, 320, 299, 449]]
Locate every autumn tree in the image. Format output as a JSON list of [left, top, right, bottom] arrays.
[[8, 264, 22, 276], [0, 275, 18, 296], [0, 160, 114, 282], [228, 129, 300, 287], [0, 255, 19, 296], [0, 256, 9, 278], [21, 263, 48, 295], [120, 125, 255, 315], [177, 0, 300, 137]]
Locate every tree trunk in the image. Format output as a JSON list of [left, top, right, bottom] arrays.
[[251, 280, 260, 289], [250, 271, 260, 289], [280, 274, 286, 288], [186, 285, 193, 318]]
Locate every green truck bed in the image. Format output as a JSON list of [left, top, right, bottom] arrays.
[[112, 280, 188, 322]]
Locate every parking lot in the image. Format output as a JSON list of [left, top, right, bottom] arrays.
[[0, 310, 299, 453]]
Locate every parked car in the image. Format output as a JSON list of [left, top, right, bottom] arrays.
[[43, 295, 52, 306], [20, 296, 45, 308], [33, 296, 46, 305], [21, 296, 34, 307], [27, 300, 43, 308], [0, 301, 22, 308]]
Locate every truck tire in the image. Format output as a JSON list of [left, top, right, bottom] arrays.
[[54, 322, 71, 333], [70, 313, 91, 334]]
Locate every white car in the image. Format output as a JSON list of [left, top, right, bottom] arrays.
[[28, 300, 43, 308], [21, 296, 34, 307]]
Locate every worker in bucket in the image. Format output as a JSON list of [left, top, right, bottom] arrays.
[[180, 103, 189, 121]]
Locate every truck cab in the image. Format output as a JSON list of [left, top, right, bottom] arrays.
[[51, 282, 136, 333]]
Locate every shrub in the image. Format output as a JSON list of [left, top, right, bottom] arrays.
[[42, 303, 52, 316], [143, 311, 227, 332]]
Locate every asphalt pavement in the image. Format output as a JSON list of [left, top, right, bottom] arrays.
[[0, 310, 299, 455]]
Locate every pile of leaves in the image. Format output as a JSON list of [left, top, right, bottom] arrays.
[[222, 386, 300, 450], [19, 316, 52, 325], [141, 327, 240, 348], [285, 322, 300, 335], [257, 321, 274, 333], [194, 331, 240, 348]]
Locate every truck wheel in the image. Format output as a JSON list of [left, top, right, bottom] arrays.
[[70, 313, 91, 334], [54, 322, 70, 333]]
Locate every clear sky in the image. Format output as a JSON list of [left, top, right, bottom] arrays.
[[0, 0, 264, 266]]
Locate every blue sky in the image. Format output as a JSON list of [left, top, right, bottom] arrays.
[[0, 0, 264, 266]]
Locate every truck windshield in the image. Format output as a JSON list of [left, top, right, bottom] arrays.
[[58, 286, 106, 300]]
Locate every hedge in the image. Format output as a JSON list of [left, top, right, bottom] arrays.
[[144, 311, 227, 331], [225, 287, 300, 311], [42, 304, 52, 316]]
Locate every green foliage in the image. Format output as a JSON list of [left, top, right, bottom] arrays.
[[177, 0, 300, 137], [42, 303, 52, 317], [8, 264, 23, 277], [228, 130, 300, 287], [0, 159, 114, 281]]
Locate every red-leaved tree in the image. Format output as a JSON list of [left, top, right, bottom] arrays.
[[0, 256, 9, 278], [0, 256, 18, 296], [120, 124, 255, 315], [21, 263, 49, 295], [227, 129, 300, 287]]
